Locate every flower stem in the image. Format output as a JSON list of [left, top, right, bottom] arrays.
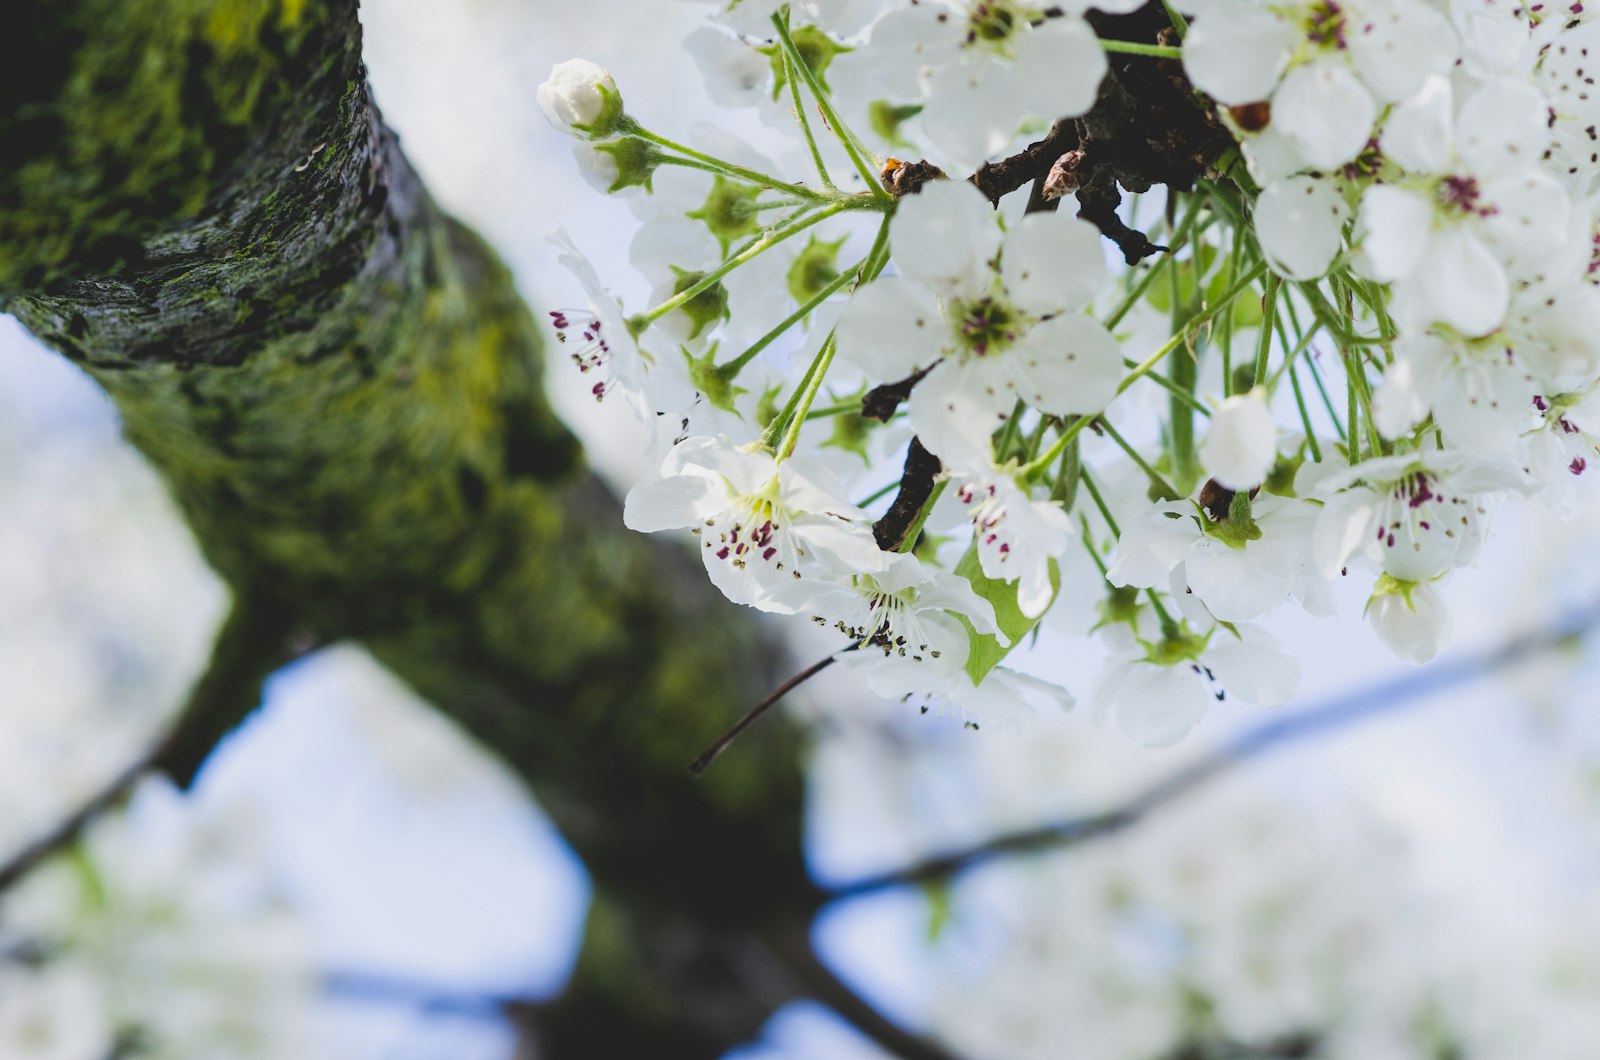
[[639, 201, 848, 327], [1100, 418, 1179, 500], [779, 35, 837, 193], [1252, 271, 1282, 388], [717, 256, 862, 377], [1099, 39, 1183, 58], [896, 480, 947, 553], [771, 12, 887, 198], [626, 121, 822, 199]]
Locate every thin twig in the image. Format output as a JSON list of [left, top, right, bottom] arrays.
[[688, 652, 840, 776], [824, 599, 1600, 900]]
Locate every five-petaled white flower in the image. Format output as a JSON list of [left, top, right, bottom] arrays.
[[774, 550, 1004, 696], [623, 435, 887, 612], [837, 180, 1124, 472], [951, 469, 1073, 618]]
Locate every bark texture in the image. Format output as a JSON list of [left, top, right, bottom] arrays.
[[2, 2, 818, 1054]]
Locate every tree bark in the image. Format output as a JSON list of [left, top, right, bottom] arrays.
[[2, 2, 821, 1053]]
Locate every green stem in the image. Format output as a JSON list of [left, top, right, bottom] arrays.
[[897, 480, 947, 553], [1099, 40, 1183, 58], [854, 479, 900, 508], [640, 201, 847, 326], [804, 400, 868, 421], [1168, 228, 1198, 495], [1081, 470, 1179, 634], [1163, 0, 1191, 37], [718, 256, 862, 377], [779, 37, 837, 193], [1100, 418, 1179, 500], [1288, 363, 1322, 463], [1252, 272, 1282, 388], [777, 335, 836, 459], [771, 12, 886, 198], [627, 122, 822, 199]]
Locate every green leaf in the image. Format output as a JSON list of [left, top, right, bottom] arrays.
[[954, 544, 1058, 685]]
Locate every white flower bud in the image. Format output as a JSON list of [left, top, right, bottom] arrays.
[[1365, 577, 1452, 665], [537, 59, 623, 139], [1200, 387, 1277, 490]]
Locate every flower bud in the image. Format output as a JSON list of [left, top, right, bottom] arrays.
[[1201, 387, 1277, 490], [537, 59, 625, 139], [1365, 575, 1452, 665]]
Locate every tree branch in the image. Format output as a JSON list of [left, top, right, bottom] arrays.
[[825, 599, 1600, 901]]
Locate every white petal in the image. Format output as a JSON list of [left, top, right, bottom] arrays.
[[1348, 0, 1459, 103], [1254, 176, 1349, 280], [1006, 314, 1124, 416], [1186, 540, 1290, 621], [836, 277, 949, 381], [1200, 389, 1277, 489], [1273, 58, 1378, 169], [1414, 226, 1508, 337], [1183, 0, 1295, 104], [1312, 487, 1380, 575], [1381, 73, 1454, 173], [1207, 627, 1300, 705], [1366, 581, 1452, 664], [1011, 17, 1107, 120], [622, 474, 721, 532], [1115, 665, 1212, 747], [1357, 185, 1434, 282], [1457, 78, 1551, 180], [908, 361, 1012, 470], [891, 179, 1003, 300], [1001, 213, 1108, 314]]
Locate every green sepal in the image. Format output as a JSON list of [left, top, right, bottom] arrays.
[[667, 265, 731, 340], [869, 100, 923, 147], [593, 137, 662, 194], [682, 344, 743, 413], [687, 176, 764, 258], [760, 24, 849, 100], [787, 234, 848, 306], [574, 82, 627, 140], [954, 544, 1059, 685]]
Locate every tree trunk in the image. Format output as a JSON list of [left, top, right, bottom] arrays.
[[1, 2, 821, 1053]]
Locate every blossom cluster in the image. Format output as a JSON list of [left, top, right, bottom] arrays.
[[541, 0, 1600, 747], [0, 781, 316, 1059]]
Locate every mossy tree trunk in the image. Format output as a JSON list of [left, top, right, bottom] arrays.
[[1, 2, 828, 1054]]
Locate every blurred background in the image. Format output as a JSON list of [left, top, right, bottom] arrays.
[[5, 1, 1600, 1057]]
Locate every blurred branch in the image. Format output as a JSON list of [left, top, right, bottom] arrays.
[[0, 597, 298, 894], [826, 600, 1600, 902]]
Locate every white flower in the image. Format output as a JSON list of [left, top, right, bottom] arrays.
[[623, 435, 886, 611], [548, 229, 653, 413], [865, 2, 1111, 171], [1184, 0, 1457, 168], [1092, 624, 1299, 747], [1107, 496, 1332, 623], [1200, 388, 1278, 490], [837, 180, 1123, 471], [1253, 174, 1350, 280], [537, 59, 624, 139], [1356, 75, 1566, 337], [778, 551, 1003, 697], [1528, 391, 1600, 514], [952, 470, 1073, 618], [1312, 451, 1521, 582], [1364, 575, 1452, 663], [907, 666, 1075, 733]]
